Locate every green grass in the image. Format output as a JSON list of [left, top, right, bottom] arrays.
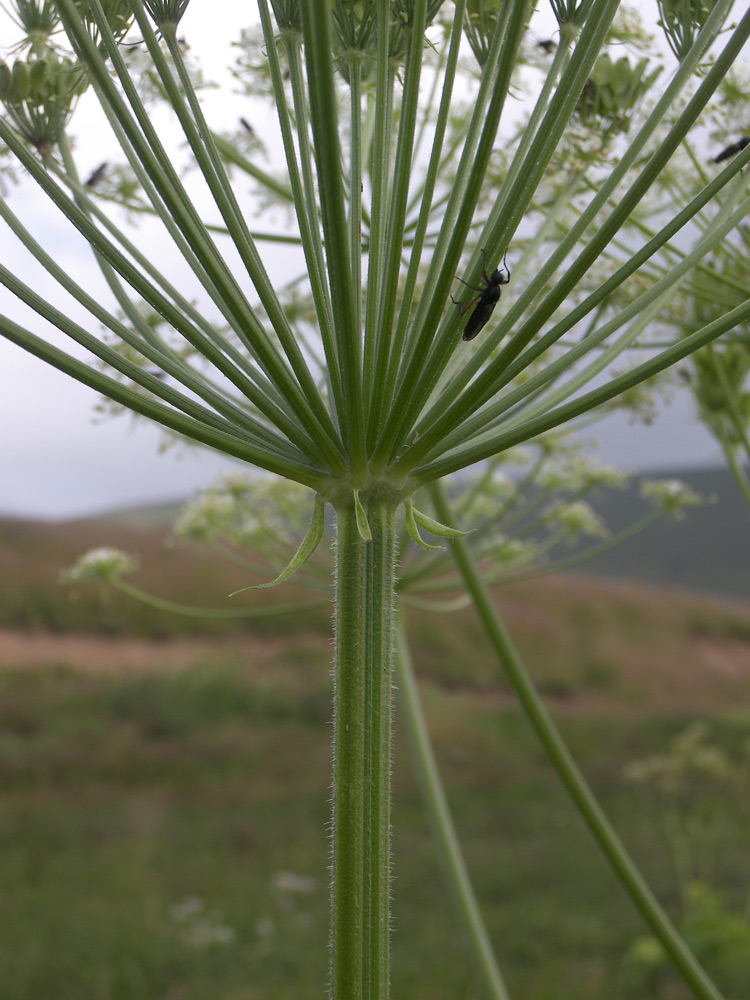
[[0, 516, 331, 638], [2, 516, 750, 997], [1, 663, 749, 1000], [3, 515, 750, 714]]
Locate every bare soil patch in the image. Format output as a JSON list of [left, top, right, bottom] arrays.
[[0, 627, 329, 675]]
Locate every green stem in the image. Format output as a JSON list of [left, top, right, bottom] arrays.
[[407, 144, 750, 475], [387, 0, 466, 395], [0, 312, 327, 489], [0, 115, 326, 463], [0, 172, 296, 456], [410, 0, 740, 446], [367, 0, 428, 444], [146, 15, 343, 461], [331, 495, 398, 1000], [55, 112, 292, 398], [363, 0, 395, 411], [499, 510, 664, 584], [429, 483, 726, 1000], [300, 0, 366, 476], [56, 131, 158, 350], [409, 295, 750, 482], [256, 3, 341, 415], [349, 57, 364, 377], [114, 580, 326, 618], [0, 258, 300, 456], [395, 618, 510, 1000], [373, 0, 529, 467], [58, 1, 273, 362], [210, 131, 294, 202]]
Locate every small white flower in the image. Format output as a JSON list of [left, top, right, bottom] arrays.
[[272, 870, 317, 894], [170, 896, 236, 949], [482, 533, 538, 568], [641, 479, 704, 518], [170, 896, 204, 922], [548, 501, 609, 541], [60, 547, 138, 583]]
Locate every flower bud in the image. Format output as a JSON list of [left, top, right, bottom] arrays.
[[29, 58, 48, 97], [0, 63, 11, 100], [8, 60, 31, 105], [73, 0, 134, 41], [0, 50, 89, 153], [142, 0, 192, 27], [657, 0, 715, 62], [576, 54, 661, 137]]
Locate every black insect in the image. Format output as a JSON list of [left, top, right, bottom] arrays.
[[712, 136, 750, 164], [450, 249, 510, 342], [84, 162, 108, 188]]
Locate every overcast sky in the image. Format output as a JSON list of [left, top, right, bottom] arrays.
[[0, 4, 727, 521]]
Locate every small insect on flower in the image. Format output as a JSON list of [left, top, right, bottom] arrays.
[[450, 249, 510, 342]]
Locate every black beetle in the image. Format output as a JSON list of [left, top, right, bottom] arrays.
[[450, 249, 510, 342]]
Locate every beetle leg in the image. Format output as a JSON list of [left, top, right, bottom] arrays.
[[455, 276, 486, 292], [450, 292, 480, 315]]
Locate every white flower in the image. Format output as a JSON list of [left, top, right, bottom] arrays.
[[272, 870, 317, 894], [170, 896, 236, 949], [640, 479, 705, 518], [547, 501, 609, 541], [60, 547, 138, 583]]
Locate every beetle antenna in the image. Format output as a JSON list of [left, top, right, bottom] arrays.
[[500, 248, 510, 279]]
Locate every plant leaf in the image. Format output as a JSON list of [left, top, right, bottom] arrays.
[[410, 500, 469, 540], [230, 493, 326, 593], [405, 498, 444, 550], [353, 489, 372, 541]]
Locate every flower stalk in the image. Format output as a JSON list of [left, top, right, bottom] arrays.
[[428, 480, 726, 1000], [395, 619, 510, 1000], [331, 492, 399, 1000], [2, 0, 750, 996]]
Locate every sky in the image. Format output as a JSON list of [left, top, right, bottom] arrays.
[[0, 4, 728, 521], [1, 5, 263, 519]]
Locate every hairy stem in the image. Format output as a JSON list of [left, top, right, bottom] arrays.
[[331, 496, 398, 1000]]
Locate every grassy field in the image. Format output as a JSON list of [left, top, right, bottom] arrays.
[[1, 516, 750, 999]]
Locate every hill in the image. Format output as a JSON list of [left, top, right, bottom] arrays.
[[577, 465, 750, 601], [0, 514, 327, 638], [80, 464, 750, 600], [1, 507, 749, 715]]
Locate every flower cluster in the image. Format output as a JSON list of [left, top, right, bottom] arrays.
[[640, 478, 705, 518], [60, 546, 139, 584], [0, 50, 87, 153]]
